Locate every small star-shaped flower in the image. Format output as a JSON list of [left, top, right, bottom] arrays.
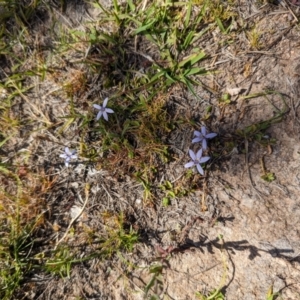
[[192, 126, 217, 150], [184, 149, 210, 175], [93, 98, 114, 121], [59, 147, 77, 167]]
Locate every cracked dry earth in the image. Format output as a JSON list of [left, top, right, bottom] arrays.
[[10, 2, 300, 300]]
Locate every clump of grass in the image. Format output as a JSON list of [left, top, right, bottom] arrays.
[[97, 212, 139, 257], [44, 246, 75, 278], [73, 88, 175, 186], [159, 179, 190, 206], [0, 208, 43, 299], [247, 27, 263, 50], [198, 0, 237, 34], [84, 0, 212, 98], [0, 158, 54, 297]]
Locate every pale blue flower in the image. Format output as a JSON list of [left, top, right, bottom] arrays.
[[59, 147, 77, 167], [192, 126, 217, 150], [184, 149, 210, 175], [93, 98, 114, 121]]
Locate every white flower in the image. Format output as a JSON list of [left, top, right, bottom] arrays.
[[192, 126, 217, 150], [93, 98, 114, 121], [184, 149, 210, 175], [59, 147, 77, 167]]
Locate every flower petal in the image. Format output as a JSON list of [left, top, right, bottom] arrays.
[[206, 132, 217, 139], [192, 137, 202, 143], [196, 149, 203, 159], [103, 97, 109, 107], [93, 104, 102, 110], [201, 126, 207, 136], [59, 154, 67, 158], [65, 161, 69, 167], [105, 108, 114, 113], [66, 147, 74, 156], [103, 111, 109, 121], [70, 155, 77, 159], [202, 138, 207, 150], [196, 164, 204, 175], [193, 130, 201, 137], [96, 111, 103, 121], [188, 149, 196, 160], [199, 156, 210, 163], [184, 161, 195, 168]]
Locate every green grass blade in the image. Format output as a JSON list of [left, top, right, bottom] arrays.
[[184, 67, 204, 76], [0, 135, 12, 148], [184, 2, 192, 28], [135, 19, 156, 34], [183, 30, 195, 50], [178, 52, 206, 68]]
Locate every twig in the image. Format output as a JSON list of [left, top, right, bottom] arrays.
[[201, 180, 208, 212], [244, 139, 264, 201], [282, 0, 299, 22]]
